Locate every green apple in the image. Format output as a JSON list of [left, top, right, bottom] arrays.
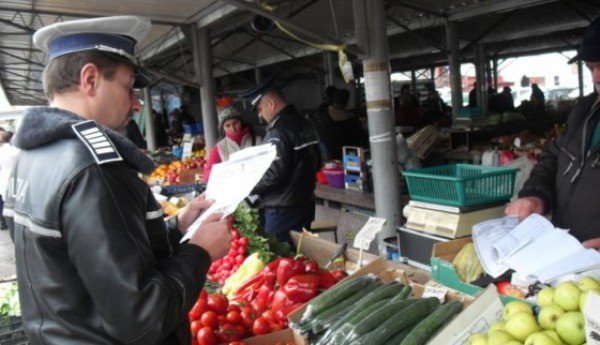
[[577, 276, 600, 292], [489, 320, 507, 333], [555, 312, 585, 345], [579, 289, 600, 312], [488, 330, 515, 345], [467, 333, 488, 345], [504, 300, 534, 320], [506, 312, 542, 341], [538, 287, 556, 307], [553, 282, 582, 312], [524, 332, 560, 345], [542, 330, 563, 344], [538, 304, 566, 330], [505, 342, 524, 345]]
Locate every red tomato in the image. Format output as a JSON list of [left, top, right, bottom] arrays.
[[235, 255, 245, 265], [216, 322, 238, 343], [217, 315, 227, 324], [235, 324, 247, 338], [270, 321, 284, 332], [237, 248, 245, 255], [190, 299, 209, 320], [197, 327, 217, 345], [191, 320, 203, 336], [226, 310, 242, 325], [239, 237, 248, 246], [200, 311, 218, 329], [199, 289, 208, 301], [240, 306, 256, 328], [261, 310, 276, 323], [252, 317, 271, 336], [227, 304, 241, 313], [207, 293, 228, 315]]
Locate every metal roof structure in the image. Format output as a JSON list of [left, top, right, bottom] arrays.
[[0, 0, 598, 105]]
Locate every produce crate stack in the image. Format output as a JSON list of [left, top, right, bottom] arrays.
[[398, 164, 518, 267], [342, 146, 370, 192]]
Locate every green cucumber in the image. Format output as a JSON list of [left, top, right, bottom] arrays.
[[299, 280, 383, 334], [353, 297, 440, 345], [389, 284, 412, 303], [301, 275, 376, 321], [315, 283, 406, 345], [384, 327, 414, 345], [341, 298, 419, 345], [400, 300, 463, 345], [324, 298, 391, 345]]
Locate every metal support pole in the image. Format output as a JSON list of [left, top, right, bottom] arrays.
[[361, 0, 401, 255], [430, 67, 436, 82], [323, 51, 335, 86], [486, 60, 493, 90], [578, 60, 584, 98], [191, 26, 218, 150], [143, 88, 157, 152], [474, 43, 487, 114], [410, 69, 417, 97], [492, 58, 498, 90], [445, 20, 462, 118]]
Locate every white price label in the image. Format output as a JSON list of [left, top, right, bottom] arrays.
[[353, 217, 386, 250], [422, 286, 449, 303], [181, 142, 194, 160]]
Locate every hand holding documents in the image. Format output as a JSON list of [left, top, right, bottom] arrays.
[[180, 144, 277, 243], [473, 214, 600, 283]]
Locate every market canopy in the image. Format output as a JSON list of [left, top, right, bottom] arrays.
[[0, 0, 596, 105]]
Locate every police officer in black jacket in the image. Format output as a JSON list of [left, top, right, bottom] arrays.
[[2, 16, 231, 344], [243, 80, 321, 245], [506, 17, 600, 250]]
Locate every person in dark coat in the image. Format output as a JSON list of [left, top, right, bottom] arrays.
[[506, 17, 600, 250]]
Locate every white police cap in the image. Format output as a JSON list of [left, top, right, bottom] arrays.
[[33, 16, 152, 87]]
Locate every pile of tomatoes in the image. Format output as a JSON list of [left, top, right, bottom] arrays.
[[189, 289, 287, 345], [207, 229, 248, 285]]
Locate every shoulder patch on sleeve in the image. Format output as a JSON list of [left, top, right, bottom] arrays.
[[72, 120, 123, 165]]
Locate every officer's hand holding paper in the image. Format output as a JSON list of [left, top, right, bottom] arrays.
[[180, 144, 277, 243]]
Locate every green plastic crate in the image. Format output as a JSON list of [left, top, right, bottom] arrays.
[[402, 164, 518, 207]]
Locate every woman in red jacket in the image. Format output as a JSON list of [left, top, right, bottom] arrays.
[[202, 105, 261, 182]]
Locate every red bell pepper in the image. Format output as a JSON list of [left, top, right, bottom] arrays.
[[283, 273, 320, 303], [330, 269, 348, 282], [271, 289, 295, 315], [276, 258, 305, 286], [318, 270, 336, 289], [304, 259, 319, 274]]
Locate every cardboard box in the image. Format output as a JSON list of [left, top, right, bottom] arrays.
[[179, 168, 202, 184], [431, 237, 524, 305], [428, 285, 503, 344], [290, 231, 380, 272], [242, 329, 306, 345]]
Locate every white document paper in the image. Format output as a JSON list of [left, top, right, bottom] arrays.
[[353, 217, 387, 250], [584, 291, 600, 345], [473, 214, 600, 283], [492, 214, 553, 262], [180, 144, 277, 243], [472, 216, 519, 278]]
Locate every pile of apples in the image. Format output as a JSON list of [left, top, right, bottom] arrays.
[[468, 276, 600, 345]]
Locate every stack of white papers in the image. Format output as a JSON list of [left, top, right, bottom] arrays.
[[473, 214, 600, 283], [180, 144, 277, 243]]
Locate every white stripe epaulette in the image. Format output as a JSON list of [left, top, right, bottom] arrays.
[[72, 120, 123, 165]]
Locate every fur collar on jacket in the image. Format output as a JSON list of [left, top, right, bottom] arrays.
[[13, 107, 155, 174]]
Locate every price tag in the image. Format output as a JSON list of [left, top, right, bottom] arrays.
[[422, 286, 449, 303], [181, 141, 194, 160], [353, 217, 386, 250]]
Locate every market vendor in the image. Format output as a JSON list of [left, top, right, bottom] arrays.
[[2, 16, 232, 344], [202, 105, 261, 182], [505, 17, 600, 250], [241, 78, 321, 245]]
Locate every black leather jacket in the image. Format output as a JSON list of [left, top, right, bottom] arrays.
[[520, 92, 600, 241], [254, 105, 320, 207], [2, 107, 210, 345]]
